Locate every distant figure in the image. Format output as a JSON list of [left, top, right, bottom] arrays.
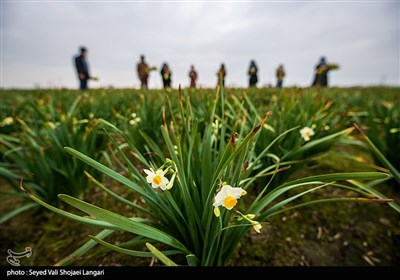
[[248, 60, 258, 87], [160, 63, 172, 89], [216, 63, 227, 87], [312, 57, 329, 87], [312, 57, 340, 87], [276, 64, 285, 88], [189, 65, 198, 88], [137, 55, 150, 89], [74, 46, 92, 90]]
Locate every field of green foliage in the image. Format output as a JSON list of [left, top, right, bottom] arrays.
[[0, 86, 399, 266]]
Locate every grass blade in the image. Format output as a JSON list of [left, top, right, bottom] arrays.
[[146, 242, 179, 266], [58, 194, 191, 254]]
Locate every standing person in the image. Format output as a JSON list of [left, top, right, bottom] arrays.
[[216, 63, 227, 87], [188, 65, 198, 88], [276, 64, 285, 88], [160, 63, 172, 89], [312, 57, 328, 87], [248, 60, 258, 87], [74, 46, 92, 90], [137, 55, 150, 89]]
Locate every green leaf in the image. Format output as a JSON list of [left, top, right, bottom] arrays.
[[355, 124, 400, 184], [90, 236, 179, 258], [55, 229, 114, 266], [0, 202, 38, 224], [185, 254, 198, 266], [146, 242, 178, 266], [251, 172, 388, 215], [259, 183, 333, 219], [277, 172, 389, 190], [21, 187, 118, 229], [84, 171, 153, 217], [251, 181, 325, 214], [283, 127, 354, 160], [0, 166, 21, 180], [58, 194, 191, 254], [348, 180, 400, 213], [64, 147, 155, 203]]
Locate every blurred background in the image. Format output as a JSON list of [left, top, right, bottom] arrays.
[[2, 1, 399, 89]]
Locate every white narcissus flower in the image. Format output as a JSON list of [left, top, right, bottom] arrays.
[[236, 211, 263, 233], [166, 172, 176, 190], [47, 122, 56, 129], [300, 126, 315, 142], [251, 221, 262, 233], [129, 113, 141, 126], [246, 214, 256, 220], [143, 168, 170, 190], [1, 117, 14, 126], [129, 117, 141, 125], [213, 185, 246, 211]]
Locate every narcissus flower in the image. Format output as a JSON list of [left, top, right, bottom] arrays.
[[251, 221, 262, 233], [213, 185, 246, 214], [129, 113, 141, 126], [237, 212, 262, 233], [46, 121, 57, 129], [166, 172, 176, 190], [143, 168, 170, 190], [212, 119, 221, 135], [1, 117, 14, 127], [300, 126, 315, 142]]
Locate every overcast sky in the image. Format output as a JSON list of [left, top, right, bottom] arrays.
[[1, 0, 399, 89]]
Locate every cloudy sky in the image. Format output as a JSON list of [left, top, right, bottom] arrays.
[[1, 0, 399, 89]]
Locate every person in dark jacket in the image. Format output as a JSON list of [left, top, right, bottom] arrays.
[[189, 65, 198, 88], [137, 55, 150, 89], [217, 63, 227, 87], [276, 64, 285, 88], [74, 46, 92, 90], [312, 57, 328, 87], [248, 60, 258, 87], [160, 63, 172, 89]]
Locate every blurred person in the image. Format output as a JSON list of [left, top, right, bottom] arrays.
[[160, 63, 172, 89], [312, 57, 328, 87], [74, 46, 96, 90], [189, 65, 198, 88], [216, 63, 227, 87], [248, 60, 258, 87], [276, 64, 285, 88], [312, 56, 340, 87], [137, 55, 150, 89]]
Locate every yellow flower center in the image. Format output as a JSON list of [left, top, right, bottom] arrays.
[[305, 130, 312, 137], [224, 196, 237, 209], [153, 175, 162, 185]]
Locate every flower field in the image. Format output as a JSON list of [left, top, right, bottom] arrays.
[[0, 86, 399, 266]]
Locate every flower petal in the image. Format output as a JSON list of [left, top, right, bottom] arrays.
[[162, 177, 170, 185], [143, 169, 154, 176], [214, 188, 227, 205], [212, 199, 223, 207], [230, 187, 245, 199], [146, 175, 153, 184], [253, 222, 262, 233]]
